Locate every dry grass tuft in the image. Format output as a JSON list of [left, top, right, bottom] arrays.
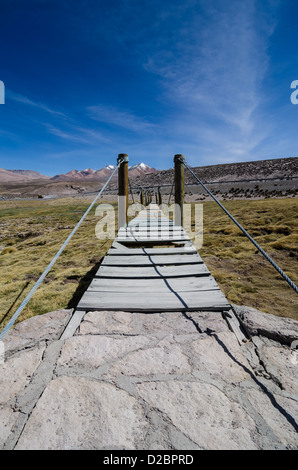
[[191, 198, 297, 320]]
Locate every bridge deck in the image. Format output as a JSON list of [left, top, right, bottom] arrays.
[[77, 205, 231, 312]]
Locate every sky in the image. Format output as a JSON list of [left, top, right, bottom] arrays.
[[0, 0, 298, 175]]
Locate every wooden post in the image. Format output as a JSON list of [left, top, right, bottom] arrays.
[[118, 153, 129, 228], [158, 186, 162, 206], [140, 189, 144, 206], [174, 154, 185, 226]]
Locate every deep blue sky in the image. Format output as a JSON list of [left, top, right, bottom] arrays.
[[0, 0, 297, 175]]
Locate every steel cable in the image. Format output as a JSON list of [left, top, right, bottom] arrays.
[[0, 161, 122, 341], [180, 157, 298, 295]]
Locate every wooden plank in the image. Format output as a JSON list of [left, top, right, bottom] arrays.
[[125, 227, 180, 232], [111, 241, 129, 250], [107, 247, 197, 256], [222, 310, 248, 345], [124, 224, 178, 232], [87, 276, 219, 292], [95, 263, 210, 278], [116, 232, 190, 240], [77, 290, 230, 312], [123, 231, 186, 237], [60, 310, 86, 340], [102, 254, 203, 266], [128, 220, 174, 225], [116, 238, 191, 244], [128, 222, 175, 226]]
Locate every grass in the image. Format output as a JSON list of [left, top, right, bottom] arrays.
[[0, 196, 297, 331], [0, 197, 117, 328], [190, 198, 298, 320]]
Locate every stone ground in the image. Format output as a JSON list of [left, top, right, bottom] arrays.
[[0, 306, 298, 450]]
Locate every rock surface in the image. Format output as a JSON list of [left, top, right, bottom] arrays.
[[0, 306, 297, 450]]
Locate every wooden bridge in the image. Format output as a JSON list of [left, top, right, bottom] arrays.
[[73, 153, 244, 339], [77, 204, 231, 313]]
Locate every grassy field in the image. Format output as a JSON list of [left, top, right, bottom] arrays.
[[0, 196, 297, 331], [0, 197, 117, 328], [195, 198, 297, 320]]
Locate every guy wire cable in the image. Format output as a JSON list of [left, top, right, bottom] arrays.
[[0, 160, 122, 341]]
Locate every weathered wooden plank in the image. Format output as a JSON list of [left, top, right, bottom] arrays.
[[95, 263, 210, 278], [77, 290, 230, 312], [117, 230, 187, 234], [222, 310, 248, 345], [128, 221, 173, 225], [87, 276, 219, 292], [127, 226, 175, 230], [116, 232, 190, 241], [107, 247, 197, 256], [116, 239, 191, 245], [102, 254, 203, 266], [60, 310, 86, 340], [128, 221, 174, 226]]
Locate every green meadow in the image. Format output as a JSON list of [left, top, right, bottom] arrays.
[[0, 196, 297, 332]]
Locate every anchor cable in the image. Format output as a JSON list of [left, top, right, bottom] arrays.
[[179, 157, 298, 295], [0, 161, 122, 341]]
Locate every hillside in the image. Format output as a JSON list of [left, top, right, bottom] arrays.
[[130, 157, 298, 189], [0, 168, 49, 183], [0, 157, 297, 200]]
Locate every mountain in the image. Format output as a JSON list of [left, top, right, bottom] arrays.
[[128, 163, 157, 177], [51, 168, 98, 181], [51, 163, 157, 182], [0, 168, 49, 183]]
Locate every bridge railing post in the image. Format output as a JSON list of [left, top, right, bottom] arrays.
[[158, 186, 162, 206], [174, 154, 185, 226], [118, 153, 129, 228]]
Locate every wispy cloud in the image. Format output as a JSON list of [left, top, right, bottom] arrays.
[[142, 0, 280, 161], [6, 89, 66, 117], [6, 89, 111, 146], [45, 123, 109, 144], [87, 104, 156, 133]]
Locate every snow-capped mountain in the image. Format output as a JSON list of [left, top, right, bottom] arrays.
[[50, 163, 157, 181], [128, 163, 156, 177]]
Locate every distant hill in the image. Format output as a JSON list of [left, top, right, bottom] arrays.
[[0, 168, 49, 183], [129, 157, 298, 189]]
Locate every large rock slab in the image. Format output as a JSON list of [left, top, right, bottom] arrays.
[[109, 334, 192, 377], [57, 334, 150, 370], [233, 305, 298, 345], [136, 381, 259, 450], [0, 346, 44, 405], [0, 306, 297, 450], [15, 376, 148, 450], [78, 310, 206, 336], [3, 309, 72, 358]]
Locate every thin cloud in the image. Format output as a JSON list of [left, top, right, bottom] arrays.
[[143, 0, 280, 161], [45, 123, 109, 144], [87, 104, 156, 133], [6, 89, 66, 117]]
